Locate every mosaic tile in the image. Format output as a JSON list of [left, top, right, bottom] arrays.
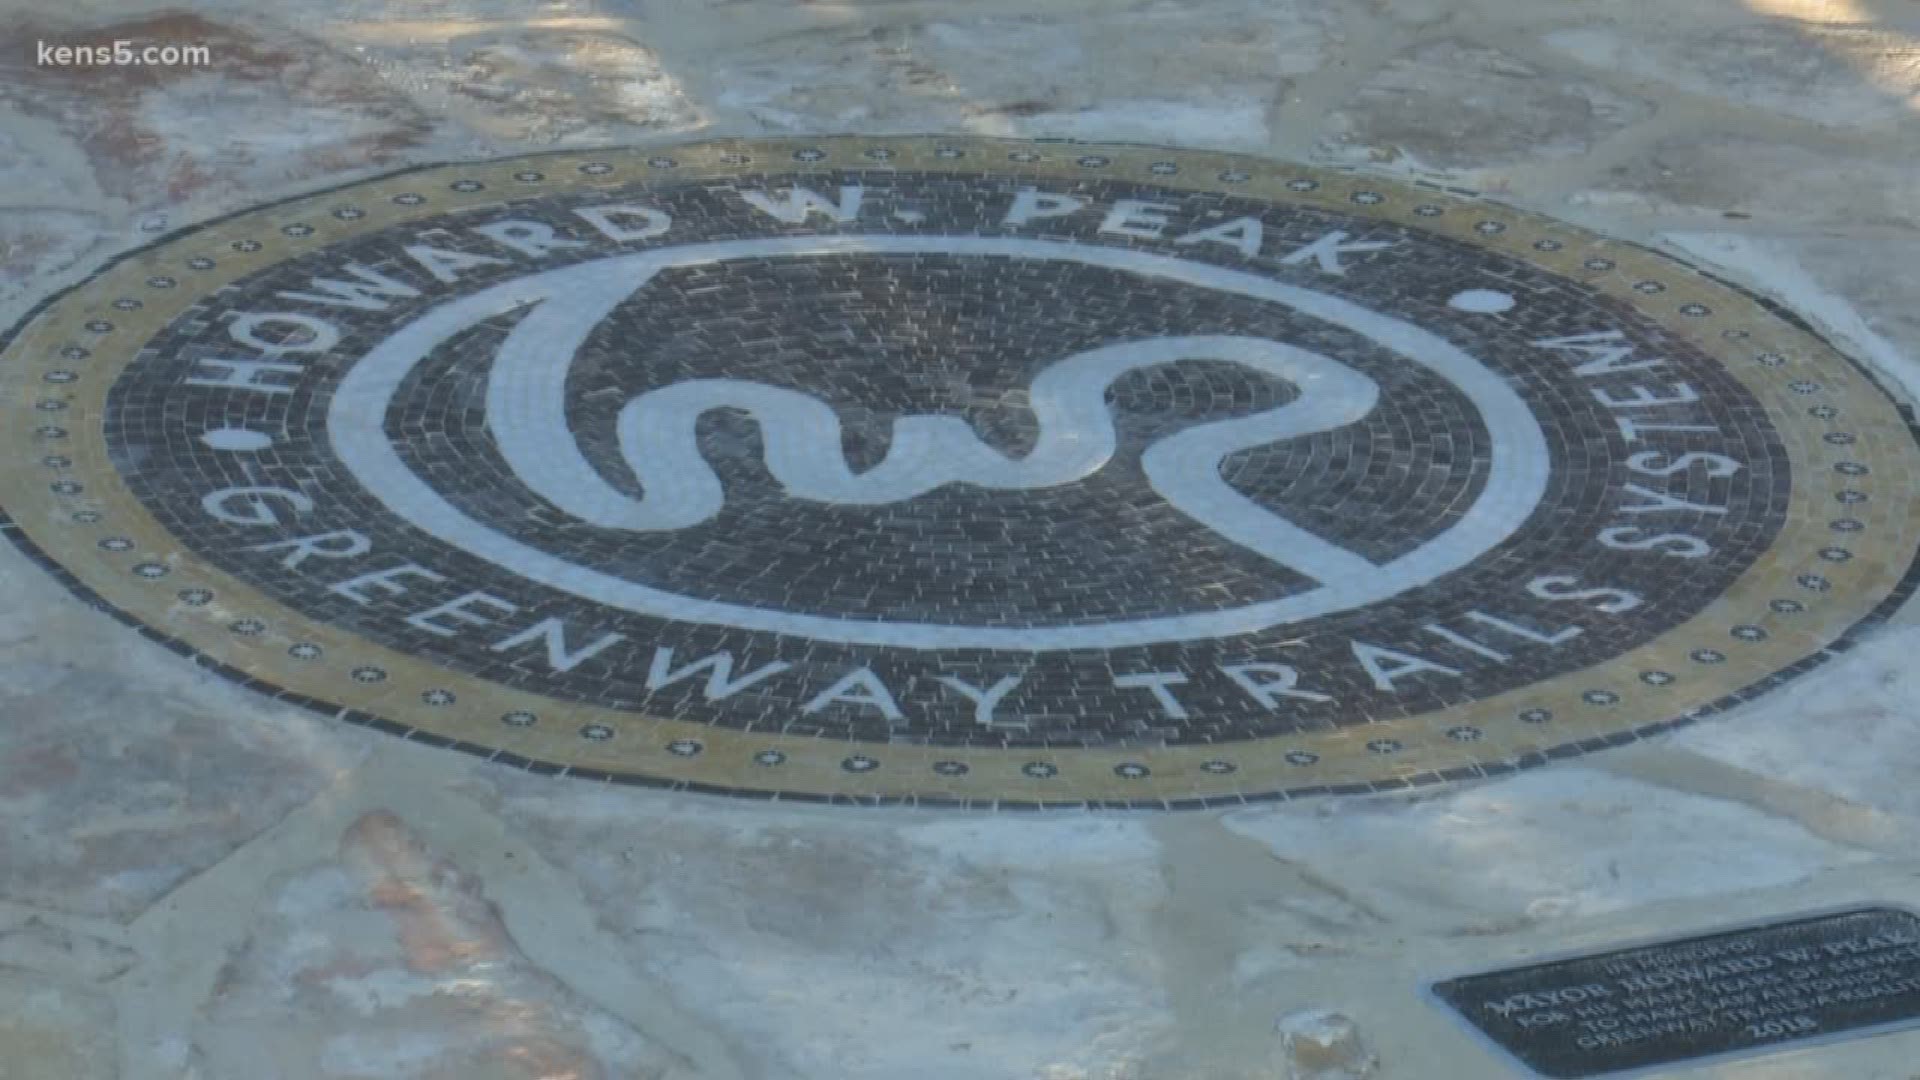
[[1, 136, 1916, 806]]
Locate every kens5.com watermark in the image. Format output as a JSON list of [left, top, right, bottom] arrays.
[[36, 40, 212, 67]]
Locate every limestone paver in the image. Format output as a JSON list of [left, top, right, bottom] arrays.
[[1543, 22, 1920, 129], [0, 976, 118, 1080], [0, 13, 433, 210], [483, 774, 1177, 1078], [0, 542, 372, 922], [193, 810, 688, 1079], [1320, 39, 1652, 170]]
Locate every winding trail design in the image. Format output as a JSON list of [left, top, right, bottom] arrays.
[[330, 235, 1549, 648], [602, 336, 1381, 584]]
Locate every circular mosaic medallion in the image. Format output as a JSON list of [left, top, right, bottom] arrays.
[[4, 137, 1917, 808]]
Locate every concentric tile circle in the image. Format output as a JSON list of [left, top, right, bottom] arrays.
[[3, 136, 1917, 808]]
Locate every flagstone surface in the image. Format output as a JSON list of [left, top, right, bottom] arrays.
[[1, 0, 1919, 1076]]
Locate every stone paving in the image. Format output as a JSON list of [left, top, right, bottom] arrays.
[[1, 1, 1919, 1078]]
